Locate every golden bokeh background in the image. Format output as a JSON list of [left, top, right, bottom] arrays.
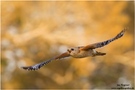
[[1, 1, 134, 89]]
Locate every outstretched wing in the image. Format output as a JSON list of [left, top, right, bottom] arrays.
[[21, 52, 70, 71], [81, 28, 126, 51]]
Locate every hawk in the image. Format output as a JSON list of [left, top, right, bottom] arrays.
[[22, 28, 126, 71]]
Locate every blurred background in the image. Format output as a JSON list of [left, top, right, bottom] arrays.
[[1, 1, 134, 89]]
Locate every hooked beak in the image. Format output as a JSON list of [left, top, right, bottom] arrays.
[[67, 49, 71, 53]]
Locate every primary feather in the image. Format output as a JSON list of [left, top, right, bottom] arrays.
[[81, 28, 126, 50]]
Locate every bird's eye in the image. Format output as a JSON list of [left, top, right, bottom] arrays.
[[71, 48, 74, 51]]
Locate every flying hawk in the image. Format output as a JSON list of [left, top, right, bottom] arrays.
[[22, 28, 126, 71]]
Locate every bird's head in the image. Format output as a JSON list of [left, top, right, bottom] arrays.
[[67, 47, 80, 56]]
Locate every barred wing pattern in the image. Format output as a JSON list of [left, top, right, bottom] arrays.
[[21, 59, 54, 70], [21, 28, 126, 71], [22, 52, 70, 71], [82, 28, 126, 50]]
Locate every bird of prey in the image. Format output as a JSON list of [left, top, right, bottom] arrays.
[[22, 28, 126, 71]]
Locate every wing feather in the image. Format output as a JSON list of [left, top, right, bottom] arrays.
[[81, 28, 126, 50], [21, 52, 70, 71]]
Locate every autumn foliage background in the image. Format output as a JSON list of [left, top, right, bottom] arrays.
[[1, 1, 134, 89]]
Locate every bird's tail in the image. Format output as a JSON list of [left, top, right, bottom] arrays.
[[93, 51, 106, 56]]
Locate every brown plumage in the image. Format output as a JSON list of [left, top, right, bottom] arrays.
[[22, 28, 126, 71]]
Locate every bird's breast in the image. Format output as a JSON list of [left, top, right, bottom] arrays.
[[71, 49, 95, 58]]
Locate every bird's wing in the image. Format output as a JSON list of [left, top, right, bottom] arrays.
[[81, 28, 126, 51], [21, 52, 70, 71]]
